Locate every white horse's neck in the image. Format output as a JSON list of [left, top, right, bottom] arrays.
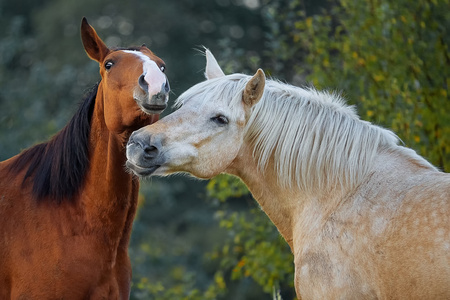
[[226, 142, 343, 250], [226, 142, 438, 253]]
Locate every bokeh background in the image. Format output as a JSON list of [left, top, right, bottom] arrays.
[[1, 0, 448, 299]]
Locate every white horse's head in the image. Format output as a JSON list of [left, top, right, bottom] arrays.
[[126, 50, 265, 179]]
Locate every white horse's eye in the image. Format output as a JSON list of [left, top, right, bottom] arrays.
[[211, 115, 229, 125], [160, 65, 165, 72]]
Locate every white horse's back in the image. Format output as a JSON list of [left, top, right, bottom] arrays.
[[294, 147, 450, 299]]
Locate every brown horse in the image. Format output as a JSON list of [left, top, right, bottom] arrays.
[[0, 18, 169, 299], [126, 50, 450, 299]]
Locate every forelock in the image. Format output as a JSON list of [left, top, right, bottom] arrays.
[[175, 74, 251, 119]]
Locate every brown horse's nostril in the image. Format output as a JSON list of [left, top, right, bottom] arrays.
[[163, 80, 170, 94], [138, 73, 148, 92]]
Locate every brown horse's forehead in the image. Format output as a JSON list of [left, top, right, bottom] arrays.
[[105, 47, 165, 66], [139, 48, 165, 65]]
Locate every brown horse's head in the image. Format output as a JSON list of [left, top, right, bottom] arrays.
[[80, 17, 169, 133]]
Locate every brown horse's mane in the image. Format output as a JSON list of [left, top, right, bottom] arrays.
[[111, 46, 144, 52], [8, 83, 98, 203]]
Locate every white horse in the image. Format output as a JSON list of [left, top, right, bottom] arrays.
[[126, 50, 450, 299]]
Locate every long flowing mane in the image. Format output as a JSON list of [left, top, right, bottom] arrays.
[[8, 84, 98, 202], [245, 79, 401, 192], [177, 74, 404, 192]]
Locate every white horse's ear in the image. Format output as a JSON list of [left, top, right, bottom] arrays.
[[243, 69, 265, 107], [205, 49, 225, 79]]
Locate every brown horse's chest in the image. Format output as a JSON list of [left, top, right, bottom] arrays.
[[0, 175, 138, 299]]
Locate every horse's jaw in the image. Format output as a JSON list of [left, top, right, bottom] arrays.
[[133, 90, 168, 115], [125, 160, 160, 178]]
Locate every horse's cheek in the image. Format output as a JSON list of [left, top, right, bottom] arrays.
[[102, 94, 127, 133], [104, 112, 124, 134]]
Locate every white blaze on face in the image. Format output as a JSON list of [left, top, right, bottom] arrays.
[[123, 50, 166, 95]]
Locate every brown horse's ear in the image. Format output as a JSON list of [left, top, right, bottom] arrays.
[[243, 69, 265, 107], [80, 17, 109, 63]]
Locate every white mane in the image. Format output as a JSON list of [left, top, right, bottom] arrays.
[[247, 80, 401, 192], [176, 74, 407, 192]]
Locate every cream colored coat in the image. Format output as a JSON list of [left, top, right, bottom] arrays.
[[126, 50, 450, 299]]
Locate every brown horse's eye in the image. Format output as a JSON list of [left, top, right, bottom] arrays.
[[105, 61, 114, 70]]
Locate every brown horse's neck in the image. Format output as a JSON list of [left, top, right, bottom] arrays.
[[82, 84, 138, 244]]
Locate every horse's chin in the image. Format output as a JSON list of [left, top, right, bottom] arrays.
[[138, 102, 167, 115], [126, 161, 160, 178], [134, 94, 167, 115]]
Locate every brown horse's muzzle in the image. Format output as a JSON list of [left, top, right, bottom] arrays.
[[135, 74, 170, 114]]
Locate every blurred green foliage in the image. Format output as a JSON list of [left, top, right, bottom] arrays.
[[262, 0, 450, 170], [1, 0, 448, 299]]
